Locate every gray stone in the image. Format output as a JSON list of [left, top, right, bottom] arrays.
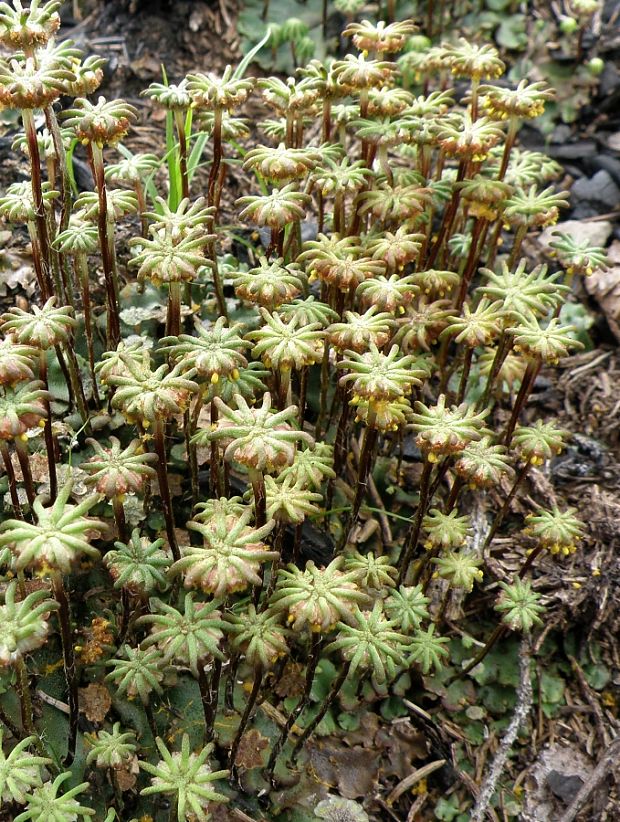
[[571, 169, 620, 209]]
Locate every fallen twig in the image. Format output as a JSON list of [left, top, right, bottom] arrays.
[[471, 638, 533, 822], [387, 759, 446, 805], [559, 734, 620, 822]]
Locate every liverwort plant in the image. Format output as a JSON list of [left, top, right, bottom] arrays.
[[0, 4, 597, 817], [0, 481, 103, 764]]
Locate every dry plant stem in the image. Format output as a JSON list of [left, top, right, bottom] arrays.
[[15, 437, 36, 507], [470, 640, 532, 822], [22, 109, 53, 299], [0, 440, 23, 516], [228, 664, 263, 771], [289, 659, 351, 764], [39, 351, 57, 499], [75, 254, 101, 406], [52, 573, 79, 765], [503, 359, 541, 445], [399, 459, 434, 586], [152, 418, 181, 563], [88, 142, 121, 348], [265, 634, 323, 781], [209, 401, 222, 498], [173, 110, 190, 201], [483, 462, 529, 552]]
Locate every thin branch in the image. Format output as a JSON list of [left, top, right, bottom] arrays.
[[559, 734, 620, 822], [471, 639, 532, 822]]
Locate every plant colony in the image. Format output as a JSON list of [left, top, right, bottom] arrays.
[[0, 1, 605, 819]]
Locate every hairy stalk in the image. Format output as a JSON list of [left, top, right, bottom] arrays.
[[15, 657, 38, 739], [316, 342, 331, 439], [0, 699, 24, 740], [75, 253, 101, 406], [483, 462, 529, 552], [152, 418, 181, 562], [456, 347, 474, 405], [45, 106, 75, 301], [298, 366, 308, 428], [166, 281, 182, 338], [228, 664, 263, 772], [427, 160, 467, 267], [497, 120, 519, 181], [52, 573, 79, 765], [208, 108, 223, 207], [289, 659, 351, 764], [112, 495, 128, 543], [507, 224, 528, 269], [39, 350, 57, 499], [349, 412, 378, 528], [59, 342, 88, 424], [265, 635, 323, 782], [208, 239, 228, 321], [197, 658, 222, 743], [503, 359, 541, 445], [478, 331, 510, 410], [14, 437, 36, 508], [248, 467, 267, 528], [455, 218, 488, 311], [88, 143, 121, 348], [21, 109, 53, 299], [173, 109, 190, 201], [183, 409, 199, 507], [0, 440, 23, 517], [143, 700, 159, 741], [225, 651, 240, 711], [450, 623, 507, 683], [399, 459, 434, 586]]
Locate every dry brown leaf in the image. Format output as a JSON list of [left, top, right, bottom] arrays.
[[235, 728, 269, 770], [79, 682, 112, 723], [308, 741, 379, 798]]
